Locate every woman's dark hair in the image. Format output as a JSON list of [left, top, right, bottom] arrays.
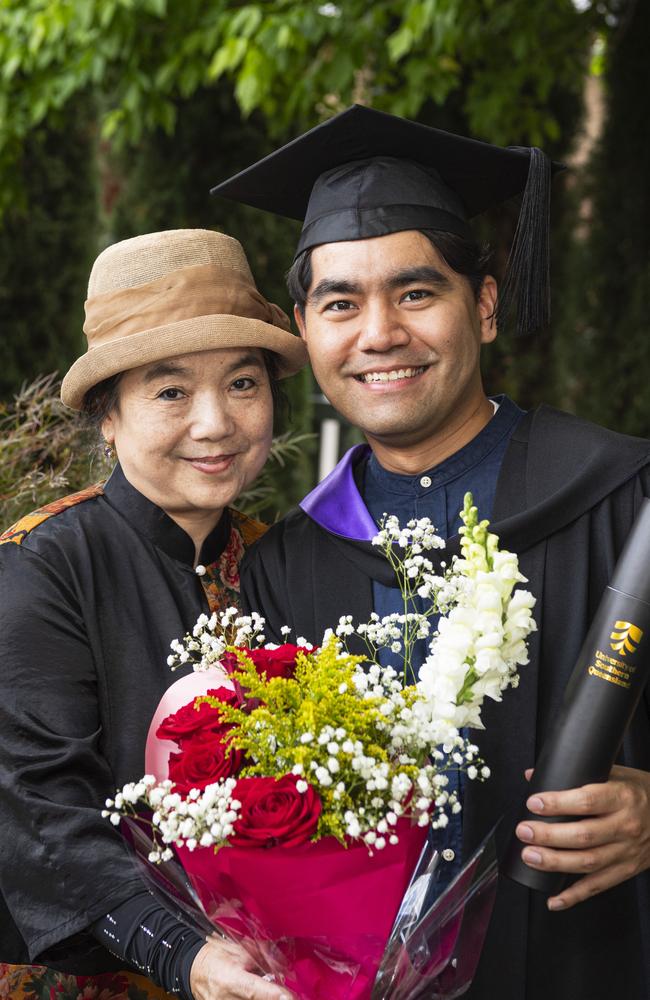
[[81, 349, 286, 432], [82, 373, 122, 431], [286, 230, 492, 314]]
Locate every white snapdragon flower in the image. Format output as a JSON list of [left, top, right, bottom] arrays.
[[492, 550, 527, 585]]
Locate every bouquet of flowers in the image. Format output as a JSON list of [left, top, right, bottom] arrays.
[[106, 496, 536, 999]]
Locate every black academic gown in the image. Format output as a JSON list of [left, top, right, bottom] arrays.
[[240, 405, 650, 1000], [0, 465, 262, 972]]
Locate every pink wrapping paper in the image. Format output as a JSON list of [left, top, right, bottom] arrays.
[[178, 823, 428, 1000], [145, 667, 232, 779]]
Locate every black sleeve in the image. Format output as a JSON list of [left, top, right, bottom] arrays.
[[0, 542, 142, 959], [92, 891, 205, 999]]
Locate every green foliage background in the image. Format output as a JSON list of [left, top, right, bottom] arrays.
[[0, 93, 98, 398], [0, 0, 647, 522], [0, 0, 595, 176]]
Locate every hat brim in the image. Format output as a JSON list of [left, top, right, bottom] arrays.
[[61, 314, 308, 410]]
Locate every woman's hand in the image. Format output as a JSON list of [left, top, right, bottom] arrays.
[[190, 935, 296, 1000]]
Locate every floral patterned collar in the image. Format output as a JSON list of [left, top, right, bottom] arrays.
[[199, 509, 266, 614]]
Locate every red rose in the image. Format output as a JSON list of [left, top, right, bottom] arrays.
[[218, 646, 311, 709], [156, 687, 239, 746], [231, 774, 321, 848], [246, 644, 312, 680], [168, 730, 242, 795]]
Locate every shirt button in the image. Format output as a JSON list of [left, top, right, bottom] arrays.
[[442, 848, 456, 862], [420, 475, 432, 488]]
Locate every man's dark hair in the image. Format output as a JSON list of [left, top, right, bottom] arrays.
[[81, 349, 285, 432], [286, 230, 492, 314]]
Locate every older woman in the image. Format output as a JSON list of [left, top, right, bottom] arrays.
[[0, 230, 306, 1000]]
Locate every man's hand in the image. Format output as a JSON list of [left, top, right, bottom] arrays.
[[190, 935, 296, 1000], [515, 765, 650, 911]]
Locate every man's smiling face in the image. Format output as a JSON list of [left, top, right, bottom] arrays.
[[295, 230, 498, 455]]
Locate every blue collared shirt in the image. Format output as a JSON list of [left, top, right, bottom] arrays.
[[361, 396, 524, 888]]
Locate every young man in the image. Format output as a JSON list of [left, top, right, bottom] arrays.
[[213, 106, 650, 1000]]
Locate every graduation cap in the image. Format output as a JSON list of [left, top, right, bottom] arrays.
[[211, 105, 562, 334]]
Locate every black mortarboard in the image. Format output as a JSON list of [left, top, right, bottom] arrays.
[[211, 105, 562, 334]]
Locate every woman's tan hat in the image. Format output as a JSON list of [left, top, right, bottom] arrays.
[[61, 228, 308, 410]]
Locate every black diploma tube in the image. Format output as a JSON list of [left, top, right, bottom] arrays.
[[503, 498, 650, 893]]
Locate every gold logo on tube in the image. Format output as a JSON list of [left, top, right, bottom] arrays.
[[610, 621, 644, 656]]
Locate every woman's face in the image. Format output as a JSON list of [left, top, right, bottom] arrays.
[[102, 348, 273, 531]]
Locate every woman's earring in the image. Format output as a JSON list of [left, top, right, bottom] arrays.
[[103, 442, 115, 460]]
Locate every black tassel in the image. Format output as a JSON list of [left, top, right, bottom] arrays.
[[496, 147, 552, 336]]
